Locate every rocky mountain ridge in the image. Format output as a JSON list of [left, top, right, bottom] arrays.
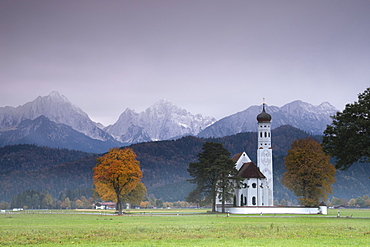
[[198, 100, 337, 138], [0, 92, 338, 153], [0, 91, 112, 142], [105, 99, 216, 143]]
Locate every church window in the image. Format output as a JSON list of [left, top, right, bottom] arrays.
[[252, 196, 256, 205], [264, 132, 267, 137], [240, 194, 244, 206], [260, 132, 262, 138], [252, 183, 256, 188]]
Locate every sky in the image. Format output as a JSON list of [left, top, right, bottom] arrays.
[[1, 0, 369, 126]]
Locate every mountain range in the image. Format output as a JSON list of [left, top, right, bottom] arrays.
[[198, 101, 336, 138], [0, 92, 338, 153]]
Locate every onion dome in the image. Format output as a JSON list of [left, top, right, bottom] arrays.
[[257, 104, 271, 123]]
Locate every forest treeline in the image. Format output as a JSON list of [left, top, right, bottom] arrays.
[[0, 125, 369, 205]]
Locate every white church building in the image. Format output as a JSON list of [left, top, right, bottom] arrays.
[[216, 104, 327, 215]]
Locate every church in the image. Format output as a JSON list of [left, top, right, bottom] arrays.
[[216, 104, 274, 208], [216, 104, 328, 214]]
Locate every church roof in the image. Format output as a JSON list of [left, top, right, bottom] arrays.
[[257, 104, 271, 123], [232, 152, 244, 162], [238, 162, 266, 179]]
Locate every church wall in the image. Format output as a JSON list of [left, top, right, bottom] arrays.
[[236, 178, 268, 206], [216, 206, 328, 215]]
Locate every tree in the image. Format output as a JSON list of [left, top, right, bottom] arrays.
[[155, 199, 163, 208], [349, 198, 356, 207], [185, 188, 202, 207], [355, 196, 365, 207], [215, 154, 241, 213], [41, 193, 54, 209], [93, 148, 144, 215], [0, 202, 10, 210], [323, 87, 370, 170], [331, 197, 342, 206], [282, 138, 336, 207], [187, 142, 240, 212], [121, 182, 147, 207], [341, 198, 349, 207], [63, 197, 71, 209], [75, 199, 83, 209]]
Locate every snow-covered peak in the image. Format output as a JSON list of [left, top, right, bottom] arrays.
[[19, 91, 88, 121], [281, 100, 312, 113], [281, 100, 337, 115], [318, 101, 337, 111], [47, 91, 70, 103], [106, 99, 216, 143], [198, 100, 338, 138], [0, 92, 115, 142], [147, 99, 190, 117]]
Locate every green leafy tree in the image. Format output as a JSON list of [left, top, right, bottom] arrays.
[[331, 197, 342, 206], [185, 188, 203, 208], [215, 154, 241, 213], [282, 138, 336, 206], [187, 142, 240, 212], [323, 87, 370, 170], [41, 193, 54, 209], [121, 182, 147, 207], [355, 196, 365, 207], [155, 199, 163, 208]]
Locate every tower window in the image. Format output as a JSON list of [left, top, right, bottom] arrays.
[[264, 132, 267, 138]]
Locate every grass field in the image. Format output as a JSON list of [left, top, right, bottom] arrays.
[[1, 209, 369, 246]]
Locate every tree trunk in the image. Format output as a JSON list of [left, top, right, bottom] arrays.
[[116, 194, 123, 215], [212, 193, 216, 212]]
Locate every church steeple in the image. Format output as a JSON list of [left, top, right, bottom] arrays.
[[256, 102, 273, 206], [257, 103, 271, 123], [257, 103, 272, 148]]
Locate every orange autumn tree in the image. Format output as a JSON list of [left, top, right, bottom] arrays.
[[93, 148, 145, 215], [282, 138, 336, 207]]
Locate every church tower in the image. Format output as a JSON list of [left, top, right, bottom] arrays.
[[256, 103, 273, 206]]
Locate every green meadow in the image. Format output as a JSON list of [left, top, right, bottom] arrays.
[[1, 209, 369, 246]]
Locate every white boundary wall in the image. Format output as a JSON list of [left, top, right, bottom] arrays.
[[216, 206, 328, 215]]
